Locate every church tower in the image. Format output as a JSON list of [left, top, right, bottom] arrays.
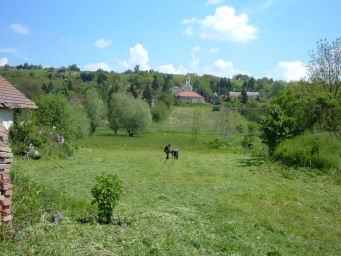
[[183, 73, 192, 91]]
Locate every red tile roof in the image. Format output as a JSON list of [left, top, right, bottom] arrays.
[[176, 91, 203, 98], [0, 75, 38, 109]]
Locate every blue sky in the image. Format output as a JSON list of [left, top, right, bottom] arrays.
[[0, 0, 340, 81]]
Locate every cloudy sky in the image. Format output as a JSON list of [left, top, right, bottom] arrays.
[[0, 0, 340, 81]]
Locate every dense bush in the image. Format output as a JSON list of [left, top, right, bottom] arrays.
[[273, 132, 341, 170], [34, 94, 90, 140], [151, 101, 168, 122], [9, 110, 50, 156], [91, 173, 123, 224]]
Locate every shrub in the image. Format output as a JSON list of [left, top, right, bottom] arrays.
[[91, 173, 123, 224], [151, 101, 167, 122], [9, 110, 50, 155], [273, 132, 341, 170]]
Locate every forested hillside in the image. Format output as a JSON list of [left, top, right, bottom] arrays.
[[0, 64, 290, 102]]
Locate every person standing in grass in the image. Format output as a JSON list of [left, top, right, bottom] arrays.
[[164, 144, 171, 159]]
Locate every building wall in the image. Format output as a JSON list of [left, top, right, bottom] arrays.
[[0, 110, 14, 131]]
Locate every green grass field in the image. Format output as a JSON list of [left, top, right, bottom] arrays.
[[1, 109, 341, 255]]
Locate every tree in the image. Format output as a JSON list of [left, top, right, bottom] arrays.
[[129, 84, 138, 98], [134, 65, 140, 73], [108, 92, 152, 136], [308, 38, 341, 97], [84, 88, 105, 134], [68, 64, 80, 71], [143, 85, 153, 105], [80, 72, 94, 82], [152, 74, 160, 90], [241, 88, 248, 103], [260, 105, 300, 155], [97, 72, 108, 84]]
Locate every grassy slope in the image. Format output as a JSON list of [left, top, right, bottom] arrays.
[[2, 109, 341, 255]]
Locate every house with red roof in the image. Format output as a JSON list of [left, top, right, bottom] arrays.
[[0, 75, 38, 131], [176, 91, 205, 103]]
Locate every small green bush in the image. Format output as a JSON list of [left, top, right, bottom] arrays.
[[273, 132, 341, 170], [151, 101, 168, 122], [91, 173, 123, 224]]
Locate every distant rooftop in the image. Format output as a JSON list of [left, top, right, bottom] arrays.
[[176, 91, 203, 98]]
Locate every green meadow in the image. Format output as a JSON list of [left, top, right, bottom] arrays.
[[2, 107, 341, 255]]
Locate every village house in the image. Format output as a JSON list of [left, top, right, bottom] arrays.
[[175, 74, 205, 103], [176, 91, 205, 103], [0, 75, 38, 226]]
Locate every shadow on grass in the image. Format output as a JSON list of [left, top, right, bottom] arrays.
[[237, 157, 263, 167]]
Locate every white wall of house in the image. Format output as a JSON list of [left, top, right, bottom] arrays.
[[0, 109, 14, 130]]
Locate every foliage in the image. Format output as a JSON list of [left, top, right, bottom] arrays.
[[69, 103, 91, 138], [108, 92, 152, 136], [9, 110, 50, 155], [34, 94, 89, 140], [151, 101, 167, 122], [272, 89, 340, 131], [308, 37, 341, 97], [83, 88, 105, 133], [91, 173, 123, 224], [10, 172, 44, 228], [273, 132, 341, 170], [158, 92, 174, 108], [260, 105, 300, 155], [80, 72, 94, 82]]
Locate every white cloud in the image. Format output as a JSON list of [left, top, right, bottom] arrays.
[[94, 38, 112, 48], [0, 57, 8, 66], [209, 48, 220, 54], [184, 26, 194, 35], [9, 23, 30, 35], [207, 0, 224, 5], [272, 61, 307, 81], [157, 64, 176, 74], [117, 44, 150, 71], [129, 44, 149, 70], [84, 62, 112, 72], [204, 59, 239, 77], [156, 64, 188, 74], [183, 6, 257, 42], [0, 48, 29, 60]]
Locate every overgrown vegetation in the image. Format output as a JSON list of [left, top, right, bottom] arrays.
[[273, 132, 341, 170]]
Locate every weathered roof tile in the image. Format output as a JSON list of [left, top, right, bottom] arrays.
[[0, 75, 38, 109]]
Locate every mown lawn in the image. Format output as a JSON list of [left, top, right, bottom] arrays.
[[2, 128, 340, 255]]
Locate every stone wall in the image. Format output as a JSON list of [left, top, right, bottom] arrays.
[[0, 122, 12, 226]]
